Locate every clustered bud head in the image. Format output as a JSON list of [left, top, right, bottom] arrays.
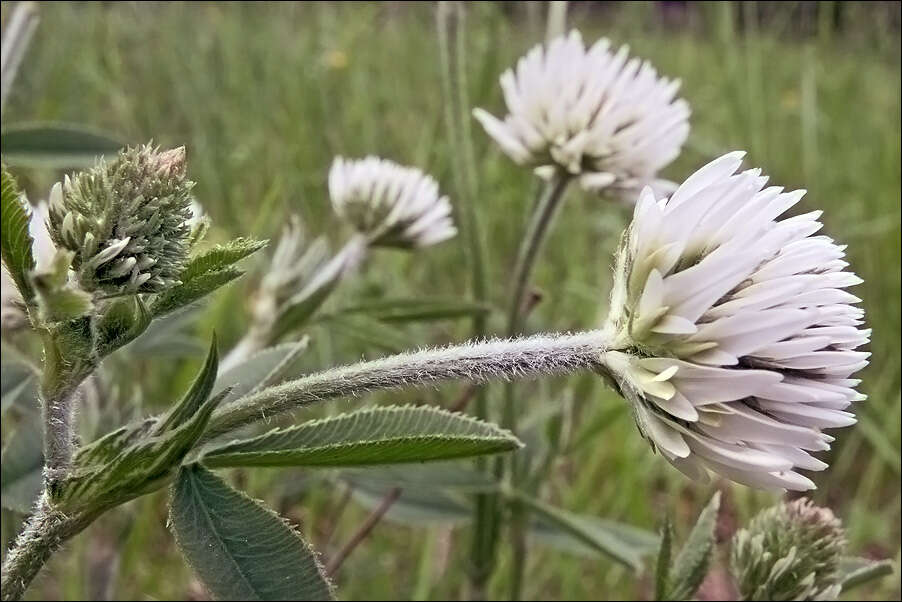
[[731, 498, 846, 600], [47, 144, 195, 295], [474, 30, 689, 196], [329, 156, 456, 248], [603, 152, 869, 490]]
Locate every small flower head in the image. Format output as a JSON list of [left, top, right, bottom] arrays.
[[731, 498, 846, 600], [474, 30, 689, 196], [329, 156, 456, 248], [604, 152, 868, 490], [47, 144, 195, 295]]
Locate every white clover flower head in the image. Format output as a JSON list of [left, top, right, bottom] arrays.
[[473, 29, 689, 197], [603, 152, 869, 491], [328, 156, 456, 249], [1, 200, 56, 329]]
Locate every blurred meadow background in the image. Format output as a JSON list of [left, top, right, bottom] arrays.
[[1, 1, 900, 600]]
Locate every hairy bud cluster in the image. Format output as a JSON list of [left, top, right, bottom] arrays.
[[47, 144, 194, 295], [731, 498, 846, 600]]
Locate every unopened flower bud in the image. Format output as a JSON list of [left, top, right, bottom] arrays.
[[47, 144, 195, 296], [731, 498, 846, 600]]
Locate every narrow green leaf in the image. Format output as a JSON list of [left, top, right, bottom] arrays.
[[325, 314, 411, 353], [272, 270, 342, 340], [54, 387, 229, 510], [0, 165, 34, 300], [0, 417, 43, 513], [510, 490, 648, 570], [340, 462, 499, 492], [838, 557, 895, 592], [349, 480, 472, 526], [667, 491, 721, 600], [203, 405, 522, 468], [213, 339, 308, 403], [155, 334, 219, 433], [0, 122, 124, 168], [331, 296, 491, 323], [150, 267, 243, 317], [182, 237, 268, 282], [169, 464, 333, 601], [1, 345, 38, 416], [655, 518, 674, 601]]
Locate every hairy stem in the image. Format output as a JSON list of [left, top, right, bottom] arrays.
[[0, 495, 99, 601], [204, 330, 612, 441]]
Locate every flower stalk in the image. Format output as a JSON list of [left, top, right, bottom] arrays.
[[205, 330, 612, 442]]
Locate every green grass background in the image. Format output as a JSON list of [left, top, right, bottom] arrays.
[[2, 1, 900, 600]]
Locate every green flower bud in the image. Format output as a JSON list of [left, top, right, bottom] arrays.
[[731, 498, 846, 601], [47, 144, 194, 295]]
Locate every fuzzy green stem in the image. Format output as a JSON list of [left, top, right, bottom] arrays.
[[204, 330, 612, 442], [0, 494, 100, 601]]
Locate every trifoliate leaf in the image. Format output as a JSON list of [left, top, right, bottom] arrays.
[[202, 405, 522, 468], [169, 464, 334, 601], [1, 165, 35, 300]]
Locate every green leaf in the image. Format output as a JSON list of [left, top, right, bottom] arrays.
[[0, 122, 124, 168], [1, 164, 34, 300], [126, 308, 203, 357], [213, 339, 308, 403], [324, 314, 412, 353], [155, 335, 219, 433], [331, 296, 491, 323], [0, 417, 43, 513], [53, 345, 227, 510], [514, 491, 652, 570], [838, 557, 895, 592], [349, 480, 472, 526], [182, 237, 268, 282], [202, 405, 522, 468], [150, 267, 243, 317], [655, 518, 674, 601], [169, 464, 333, 601], [339, 462, 499, 492], [1, 345, 38, 417], [94, 296, 152, 357], [667, 491, 721, 600], [272, 270, 343, 340]]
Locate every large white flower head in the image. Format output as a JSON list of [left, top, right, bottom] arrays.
[[603, 152, 869, 491], [473, 30, 690, 196], [328, 156, 456, 249]]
